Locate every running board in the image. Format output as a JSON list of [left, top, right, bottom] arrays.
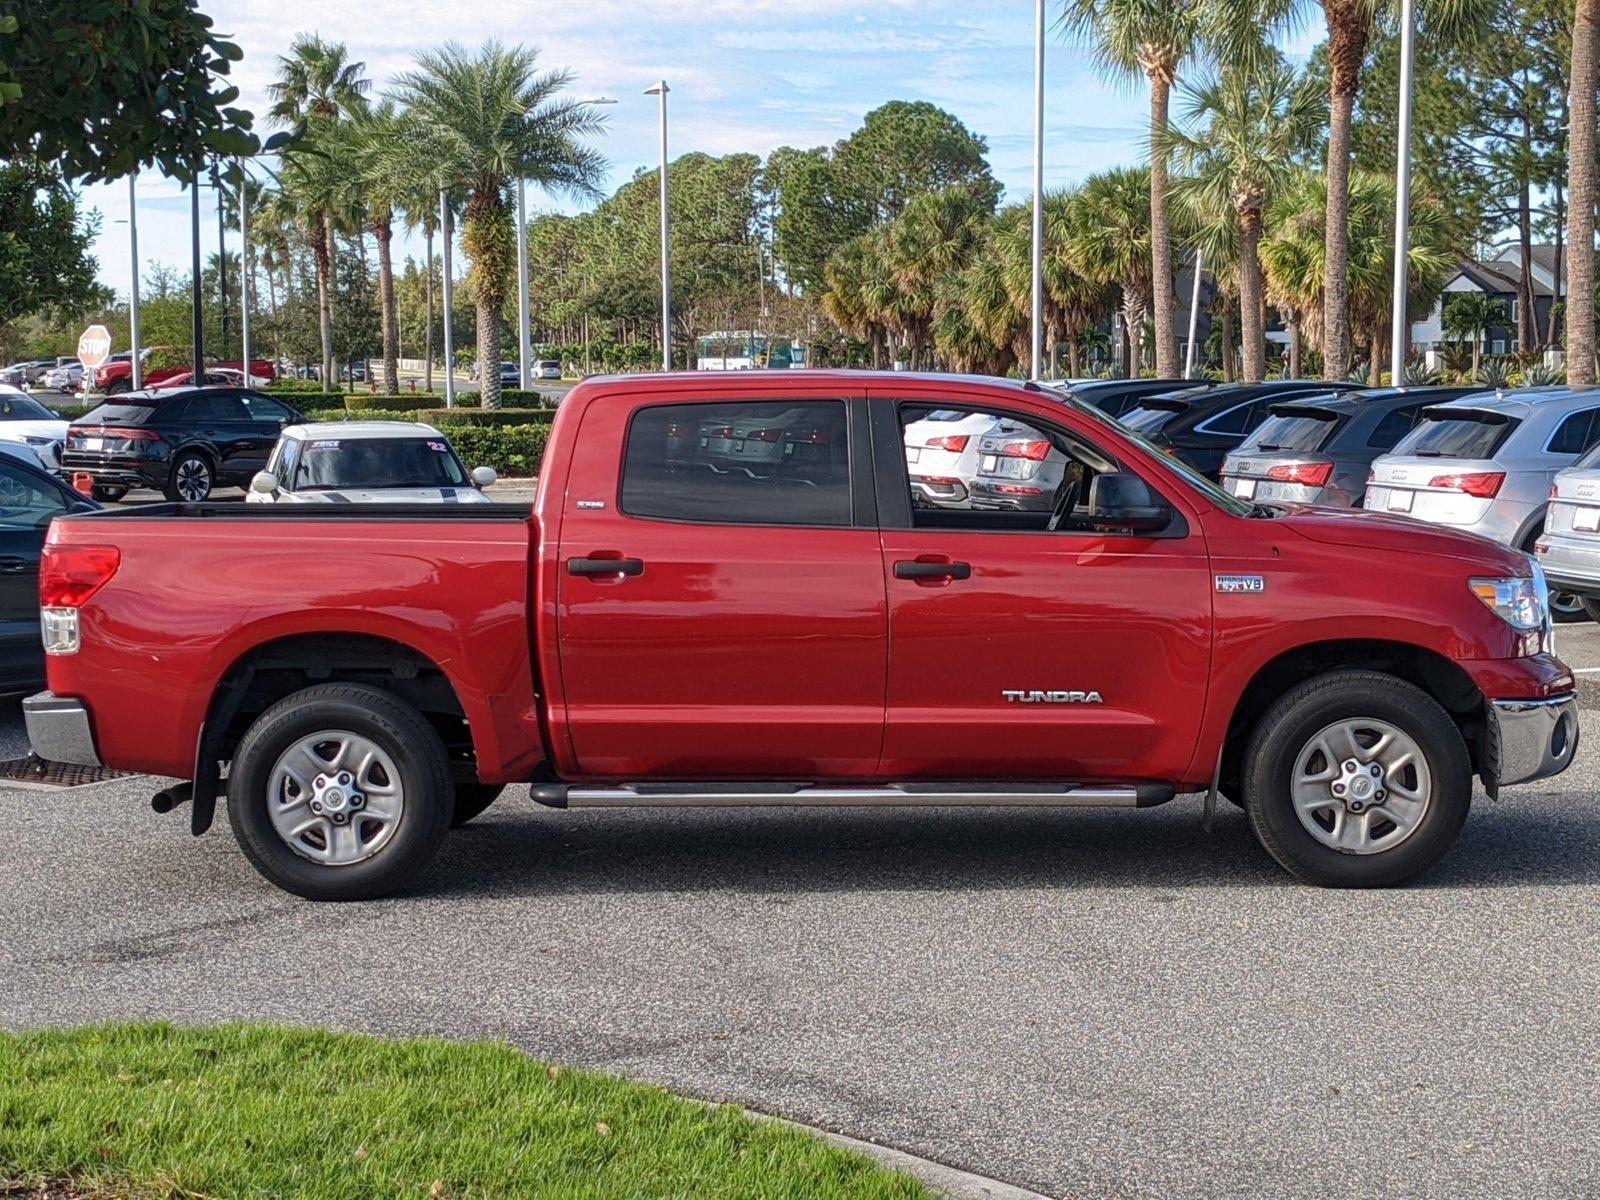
[[530, 782, 1175, 810]]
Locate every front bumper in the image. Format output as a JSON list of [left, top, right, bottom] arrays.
[[1486, 693, 1578, 789], [23, 692, 100, 766]]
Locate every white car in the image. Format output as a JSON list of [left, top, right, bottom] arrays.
[[535, 359, 563, 380], [248, 421, 498, 505], [902, 409, 996, 508], [0, 385, 69, 470], [43, 361, 83, 391]]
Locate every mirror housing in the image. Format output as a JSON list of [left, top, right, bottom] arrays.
[[250, 470, 279, 495], [1086, 471, 1173, 534], [470, 465, 498, 489]]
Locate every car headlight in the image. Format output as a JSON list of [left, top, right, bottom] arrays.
[[1470, 568, 1553, 655]]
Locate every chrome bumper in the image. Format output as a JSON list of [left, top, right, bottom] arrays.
[[1487, 694, 1578, 791], [23, 691, 100, 766]]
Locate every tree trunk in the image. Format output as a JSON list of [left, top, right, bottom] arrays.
[[1222, 303, 1235, 382], [1568, 0, 1597, 386], [1067, 332, 1081, 378], [1238, 204, 1266, 382], [1321, 2, 1369, 382], [463, 193, 510, 409], [1148, 73, 1178, 378], [1288, 314, 1302, 379], [313, 211, 334, 391], [424, 229, 435, 393], [1472, 334, 1482, 380], [1369, 327, 1383, 386], [1549, 176, 1566, 349], [374, 213, 399, 395]]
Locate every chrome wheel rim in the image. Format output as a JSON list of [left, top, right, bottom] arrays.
[[266, 730, 404, 866], [1551, 590, 1583, 616], [176, 458, 211, 501], [1290, 717, 1432, 855]]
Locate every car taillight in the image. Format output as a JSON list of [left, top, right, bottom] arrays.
[[1550, 484, 1561, 500], [40, 544, 121, 608], [1001, 440, 1051, 460], [926, 434, 969, 452], [747, 428, 781, 443], [707, 426, 734, 439], [71, 427, 157, 442], [1429, 471, 1504, 498], [1266, 462, 1334, 487], [991, 484, 1044, 495], [788, 429, 830, 445]]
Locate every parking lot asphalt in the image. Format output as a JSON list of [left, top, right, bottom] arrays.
[[3, 629, 1600, 1199]]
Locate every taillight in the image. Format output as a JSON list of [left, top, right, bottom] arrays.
[[1550, 484, 1561, 500], [666, 422, 687, 438], [926, 434, 969, 453], [990, 484, 1044, 495], [788, 429, 830, 445], [40, 544, 121, 608], [1429, 471, 1504, 498], [707, 426, 734, 439], [747, 428, 781, 443], [1001, 440, 1051, 460], [1266, 462, 1334, 487]]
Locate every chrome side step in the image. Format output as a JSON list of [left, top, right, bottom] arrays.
[[531, 782, 1174, 810]]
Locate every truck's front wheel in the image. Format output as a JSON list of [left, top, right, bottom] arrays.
[[1242, 671, 1471, 887], [226, 683, 454, 900]]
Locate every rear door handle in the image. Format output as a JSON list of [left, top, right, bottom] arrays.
[[894, 558, 971, 580], [568, 555, 644, 577], [0, 557, 27, 573]]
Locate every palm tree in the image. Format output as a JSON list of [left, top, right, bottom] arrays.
[[1067, 167, 1155, 375], [1277, 0, 1488, 382], [1061, 0, 1269, 379], [266, 35, 370, 388], [1443, 292, 1506, 379], [347, 102, 412, 393], [1164, 57, 1324, 381], [823, 233, 895, 369], [392, 41, 606, 409], [1569, 0, 1598, 386], [883, 187, 992, 370]]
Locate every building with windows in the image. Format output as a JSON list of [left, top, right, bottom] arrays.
[[1409, 245, 1565, 360]]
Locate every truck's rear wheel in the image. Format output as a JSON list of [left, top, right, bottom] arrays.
[[1242, 670, 1470, 887], [226, 683, 454, 900]]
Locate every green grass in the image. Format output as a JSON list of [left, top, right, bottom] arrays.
[[0, 1024, 929, 1200]]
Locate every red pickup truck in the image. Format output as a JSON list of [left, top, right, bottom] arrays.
[[93, 351, 276, 394], [24, 372, 1579, 900]]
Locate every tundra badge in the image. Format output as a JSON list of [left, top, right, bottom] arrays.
[[1002, 690, 1103, 704], [1215, 575, 1266, 594]]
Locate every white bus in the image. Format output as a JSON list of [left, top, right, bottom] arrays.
[[694, 331, 807, 371]]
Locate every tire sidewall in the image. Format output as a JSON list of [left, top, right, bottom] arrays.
[[1244, 675, 1471, 887], [227, 688, 453, 900], [168, 451, 213, 502]]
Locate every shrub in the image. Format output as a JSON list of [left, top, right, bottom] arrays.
[[344, 390, 550, 412], [447, 423, 550, 476], [419, 407, 556, 427]]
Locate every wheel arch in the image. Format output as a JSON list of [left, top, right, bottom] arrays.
[[1218, 639, 1488, 795]]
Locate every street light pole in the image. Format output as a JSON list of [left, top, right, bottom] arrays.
[[190, 171, 204, 380], [1390, 0, 1417, 383], [516, 177, 532, 391], [440, 190, 456, 408], [129, 173, 143, 391], [645, 81, 672, 371], [239, 160, 251, 383], [1030, 0, 1046, 380], [1185, 248, 1204, 379]]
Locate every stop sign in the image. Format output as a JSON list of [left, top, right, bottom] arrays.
[[76, 325, 112, 369]]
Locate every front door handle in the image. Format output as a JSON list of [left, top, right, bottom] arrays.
[[568, 555, 644, 577], [0, 556, 28, 573], [894, 558, 971, 581]]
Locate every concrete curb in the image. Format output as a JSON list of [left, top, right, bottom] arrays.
[[749, 1109, 1054, 1200]]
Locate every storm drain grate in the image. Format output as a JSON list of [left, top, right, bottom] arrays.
[[0, 755, 133, 788]]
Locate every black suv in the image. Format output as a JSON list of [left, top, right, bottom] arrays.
[[62, 387, 304, 501]]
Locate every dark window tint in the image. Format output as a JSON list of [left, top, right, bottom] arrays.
[[294, 437, 467, 489], [77, 401, 160, 425], [622, 401, 850, 526], [1367, 404, 1425, 450], [0, 459, 68, 529], [1397, 413, 1519, 458], [1196, 400, 1258, 436], [1121, 405, 1183, 434], [1249, 411, 1338, 452], [183, 393, 250, 422], [0, 396, 54, 421], [240, 392, 295, 421], [1547, 408, 1600, 456]]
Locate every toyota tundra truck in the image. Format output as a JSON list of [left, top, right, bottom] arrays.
[[24, 372, 1579, 900]]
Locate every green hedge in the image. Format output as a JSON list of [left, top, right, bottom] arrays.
[[447, 424, 549, 476], [49, 403, 96, 420], [346, 390, 550, 411], [419, 407, 555, 427]]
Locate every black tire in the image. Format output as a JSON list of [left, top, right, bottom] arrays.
[[91, 484, 128, 502], [452, 782, 505, 828], [1581, 597, 1600, 623], [1551, 590, 1588, 624], [104, 378, 129, 396], [165, 451, 213, 502], [226, 683, 455, 900], [1242, 670, 1471, 887]]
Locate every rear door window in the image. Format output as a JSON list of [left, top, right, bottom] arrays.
[[1248, 410, 1339, 452], [621, 400, 851, 526], [1397, 412, 1519, 458], [184, 393, 251, 423], [1367, 404, 1425, 450], [1546, 408, 1600, 455], [1194, 400, 1259, 436], [78, 402, 160, 425]]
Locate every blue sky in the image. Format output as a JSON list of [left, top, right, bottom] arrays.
[[81, 0, 1321, 297]]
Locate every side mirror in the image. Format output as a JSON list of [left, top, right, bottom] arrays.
[[250, 470, 279, 495], [471, 465, 498, 489], [1086, 471, 1173, 534]]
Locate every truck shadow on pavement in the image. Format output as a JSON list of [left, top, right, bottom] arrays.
[[422, 793, 1600, 898]]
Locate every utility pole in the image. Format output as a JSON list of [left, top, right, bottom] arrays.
[[129, 173, 143, 390], [1389, 0, 1417, 382], [190, 172, 204, 380], [645, 81, 672, 371], [1029, 0, 1046, 379], [441, 191, 456, 408]]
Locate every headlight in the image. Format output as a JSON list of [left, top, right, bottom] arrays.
[[22, 435, 52, 446], [1469, 574, 1546, 630]]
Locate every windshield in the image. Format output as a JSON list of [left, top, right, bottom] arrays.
[[0, 396, 54, 421], [1065, 395, 1254, 516], [1395, 412, 1518, 459], [1246, 410, 1340, 453], [293, 436, 468, 490]]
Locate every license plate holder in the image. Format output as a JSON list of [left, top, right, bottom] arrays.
[[906, 447, 921, 463], [1386, 489, 1414, 513], [980, 454, 999, 472], [1233, 478, 1256, 500], [1575, 507, 1600, 532]]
